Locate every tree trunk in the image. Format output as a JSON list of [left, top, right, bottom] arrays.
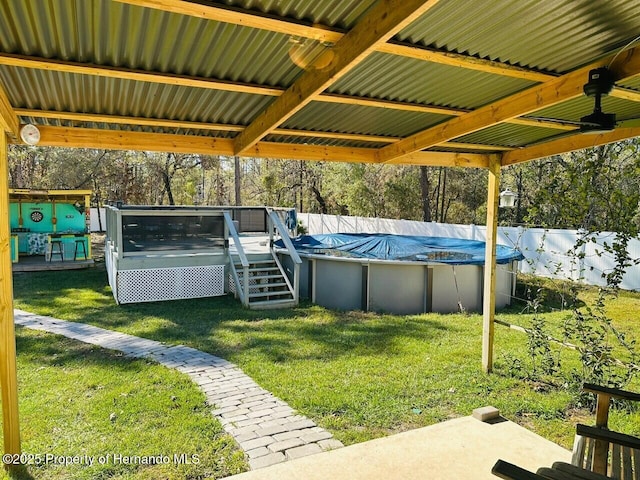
[[234, 156, 241, 206], [420, 166, 431, 222], [440, 168, 447, 222], [299, 160, 304, 212], [310, 185, 328, 214], [434, 167, 442, 222], [162, 171, 175, 205]]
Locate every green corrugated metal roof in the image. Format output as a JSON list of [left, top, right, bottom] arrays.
[[264, 134, 386, 150], [455, 124, 566, 148], [621, 78, 640, 92], [1, 0, 639, 162], [532, 96, 640, 124], [397, 0, 640, 73], [330, 52, 535, 109], [285, 102, 451, 137], [216, 0, 377, 30], [0, 0, 303, 87], [0, 66, 274, 125]]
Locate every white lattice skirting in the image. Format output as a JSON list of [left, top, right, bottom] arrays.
[[116, 265, 225, 304]]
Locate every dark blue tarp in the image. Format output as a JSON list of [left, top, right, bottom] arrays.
[[275, 233, 524, 265]]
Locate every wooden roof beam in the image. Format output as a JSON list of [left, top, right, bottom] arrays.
[[233, 0, 442, 155], [386, 151, 490, 168], [377, 47, 640, 163], [0, 82, 19, 138], [610, 86, 640, 103], [0, 53, 281, 96], [114, 0, 344, 44], [22, 125, 377, 162], [502, 128, 640, 166], [18, 109, 510, 153], [378, 42, 554, 82], [22, 125, 490, 167], [14, 108, 244, 132]]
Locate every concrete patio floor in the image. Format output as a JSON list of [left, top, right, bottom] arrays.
[[227, 415, 572, 480]]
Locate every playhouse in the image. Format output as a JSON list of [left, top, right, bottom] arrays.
[[9, 189, 92, 266]]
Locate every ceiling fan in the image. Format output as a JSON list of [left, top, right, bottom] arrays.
[[577, 67, 617, 133], [526, 67, 619, 135]]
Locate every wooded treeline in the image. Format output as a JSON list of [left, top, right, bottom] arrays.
[[7, 139, 640, 234]]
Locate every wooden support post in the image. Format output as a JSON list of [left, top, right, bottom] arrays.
[[0, 131, 21, 460], [482, 155, 501, 373]]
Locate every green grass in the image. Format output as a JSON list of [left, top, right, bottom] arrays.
[[10, 268, 640, 463], [0, 325, 246, 480]]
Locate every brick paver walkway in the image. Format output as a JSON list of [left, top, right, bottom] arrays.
[[14, 309, 342, 469]]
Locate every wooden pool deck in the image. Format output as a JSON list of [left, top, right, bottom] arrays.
[[12, 255, 94, 272]]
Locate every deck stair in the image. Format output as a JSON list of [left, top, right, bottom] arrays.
[[231, 256, 296, 309], [224, 209, 301, 310]]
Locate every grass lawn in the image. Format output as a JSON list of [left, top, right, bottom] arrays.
[[0, 326, 246, 480], [10, 267, 640, 471]]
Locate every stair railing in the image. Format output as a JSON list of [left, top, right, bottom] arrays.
[[224, 211, 250, 307], [268, 210, 302, 305]]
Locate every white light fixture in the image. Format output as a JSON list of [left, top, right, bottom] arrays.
[[499, 189, 517, 208], [19, 124, 41, 145]]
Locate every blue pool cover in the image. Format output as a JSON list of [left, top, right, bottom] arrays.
[[276, 233, 524, 265]]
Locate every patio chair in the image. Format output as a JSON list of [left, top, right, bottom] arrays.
[[492, 459, 613, 480], [572, 383, 640, 479], [492, 383, 640, 480]]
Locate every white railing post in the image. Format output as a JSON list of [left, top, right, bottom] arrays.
[[223, 212, 250, 307], [293, 262, 300, 304], [268, 211, 302, 305]]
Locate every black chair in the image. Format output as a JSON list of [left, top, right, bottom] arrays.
[[49, 237, 64, 261], [74, 237, 88, 260], [493, 383, 640, 480]]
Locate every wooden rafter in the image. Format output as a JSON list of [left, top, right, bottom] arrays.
[[0, 53, 280, 96], [22, 125, 491, 167], [22, 125, 376, 163], [113, 0, 344, 44], [16, 108, 513, 151], [233, 0, 442, 155], [610, 86, 640, 103], [14, 109, 244, 132], [387, 151, 489, 167], [377, 47, 640, 164], [0, 82, 18, 138], [318, 92, 465, 116], [502, 127, 640, 166], [378, 42, 554, 82]]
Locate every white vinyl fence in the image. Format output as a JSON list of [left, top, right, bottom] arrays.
[[300, 213, 640, 291], [90, 207, 107, 232]]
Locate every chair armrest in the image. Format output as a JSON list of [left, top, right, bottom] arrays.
[[492, 460, 547, 480], [576, 424, 640, 450], [583, 383, 640, 402], [552, 462, 614, 480]]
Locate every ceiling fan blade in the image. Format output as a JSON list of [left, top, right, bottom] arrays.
[[521, 115, 586, 128]]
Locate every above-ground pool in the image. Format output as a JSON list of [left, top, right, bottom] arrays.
[[276, 233, 524, 315]]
